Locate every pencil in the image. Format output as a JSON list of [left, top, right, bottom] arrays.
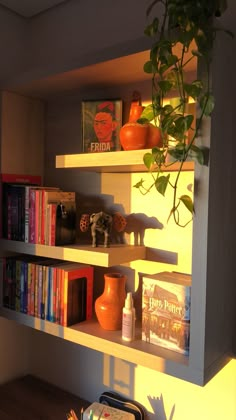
[[70, 409, 79, 420], [89, 409, 93, 420], [80, 407, 84, 420]]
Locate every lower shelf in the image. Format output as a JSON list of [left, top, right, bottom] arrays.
[[0, 374, 89, 420], [0, 307, 201, 384]]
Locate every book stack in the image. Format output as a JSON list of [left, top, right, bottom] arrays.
[[1, 173, 76, 246], [2, 256, 94, 327], [141, 271, 191, 355], [0, 173, 41, 241]]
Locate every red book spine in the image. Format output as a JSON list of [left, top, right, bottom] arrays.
[[55, 268, 61, 324], [35, 190, 40, 245], [62, 271, 68, 327], [53, 267, 58, 322], [41, 189, 46, 245], [59, 269, 64, 325]]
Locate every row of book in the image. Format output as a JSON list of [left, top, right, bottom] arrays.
[[1, 173, 76, 245], [2, 256, 94, 327]]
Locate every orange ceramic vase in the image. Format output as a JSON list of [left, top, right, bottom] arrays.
[[119, 122, 149, 150], [95, 272, 126, 330], [128, 103, 145, 123]]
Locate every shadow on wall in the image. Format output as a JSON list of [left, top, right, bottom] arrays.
[[148, 394, 175, 420], [101, 356, 175, 420], [113, 213, 164, 246]]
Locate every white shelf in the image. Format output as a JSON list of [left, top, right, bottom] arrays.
[[56, 150, 194, 173], [0, 239, 146, 267], [0, 307, 201, 384]]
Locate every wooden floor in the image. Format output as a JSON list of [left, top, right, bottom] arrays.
[[0, 375, 90, 419]]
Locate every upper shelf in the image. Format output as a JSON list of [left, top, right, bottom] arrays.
[[0, 239, 146, 267], [56, 149, 195, 173]]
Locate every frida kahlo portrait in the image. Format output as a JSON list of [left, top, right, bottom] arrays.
[[82, 100, 122, 153]]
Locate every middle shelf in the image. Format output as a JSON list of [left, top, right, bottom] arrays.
[[0, 239, 146, 267]]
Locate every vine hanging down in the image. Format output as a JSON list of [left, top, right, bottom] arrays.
[[134, 0, 232, 227]]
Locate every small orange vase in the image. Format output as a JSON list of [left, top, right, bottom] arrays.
[[128, 103, 145, 123], [95, 272, 126, 330]]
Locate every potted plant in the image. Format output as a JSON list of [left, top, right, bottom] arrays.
[[133, 0, 232, 227]]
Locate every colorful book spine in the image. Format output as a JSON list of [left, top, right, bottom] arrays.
[[15, 260, 21, 312], [29, 262, 36, 316], [29, 188, 36, 244], [24, 186, 31, 243], [49, 203, 56, 246]]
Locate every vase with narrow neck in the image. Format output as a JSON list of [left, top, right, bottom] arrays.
[[95, 272, 126, 330]]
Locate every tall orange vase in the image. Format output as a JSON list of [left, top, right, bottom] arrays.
[[95, 272, 126, 330]]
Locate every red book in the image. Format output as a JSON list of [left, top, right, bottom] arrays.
[[49, 203, 57, 246], [40, 187, 61, 245], [58, 263, 94, 327]]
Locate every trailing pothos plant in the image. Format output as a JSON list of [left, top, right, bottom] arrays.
[[134, 0, 232, 227]]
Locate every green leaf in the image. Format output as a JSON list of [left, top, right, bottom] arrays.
[[163, 104, 173, 115], [143, 60, 157, 74], [184, 114, 194, 130], [191, 49, 202, 58], [200, 94, 215, 116], [168, 146, 185, 161], [140, 104, 155, 121], [184, 80, 203, 100], [158, 80, 173, 95], [167, 54, 178, 66], [133, 179, 145, 188], [143, 153, 156, 170], [188, 144, 204, 165], [152, 147, 166, 166], [155, 175, 170, 196], [174, 115, 193, 134], [144, 17, 159, 37], [179, 195, 194, 214]]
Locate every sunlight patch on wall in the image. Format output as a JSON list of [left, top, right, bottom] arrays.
[[129, 171, 194, 285], [133, 359, 236, 420]]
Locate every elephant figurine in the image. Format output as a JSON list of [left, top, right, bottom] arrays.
[[90, 211, 113, 247]]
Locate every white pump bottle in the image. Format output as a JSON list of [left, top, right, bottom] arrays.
[[122, 292, 135, 342]]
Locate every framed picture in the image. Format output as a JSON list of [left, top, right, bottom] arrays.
[[82, 99, 123, 153]]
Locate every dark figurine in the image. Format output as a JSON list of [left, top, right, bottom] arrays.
[[90, 211, 113, 247]]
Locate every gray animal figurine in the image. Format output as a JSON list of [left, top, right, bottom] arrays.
[[90, 211, 113, 247]]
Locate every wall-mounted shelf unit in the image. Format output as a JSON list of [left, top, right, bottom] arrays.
[[0, 20, 235, 389]]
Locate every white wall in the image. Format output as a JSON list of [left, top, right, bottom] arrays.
[[30, 331, 236, 420], [0, 318, 31, 384]]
